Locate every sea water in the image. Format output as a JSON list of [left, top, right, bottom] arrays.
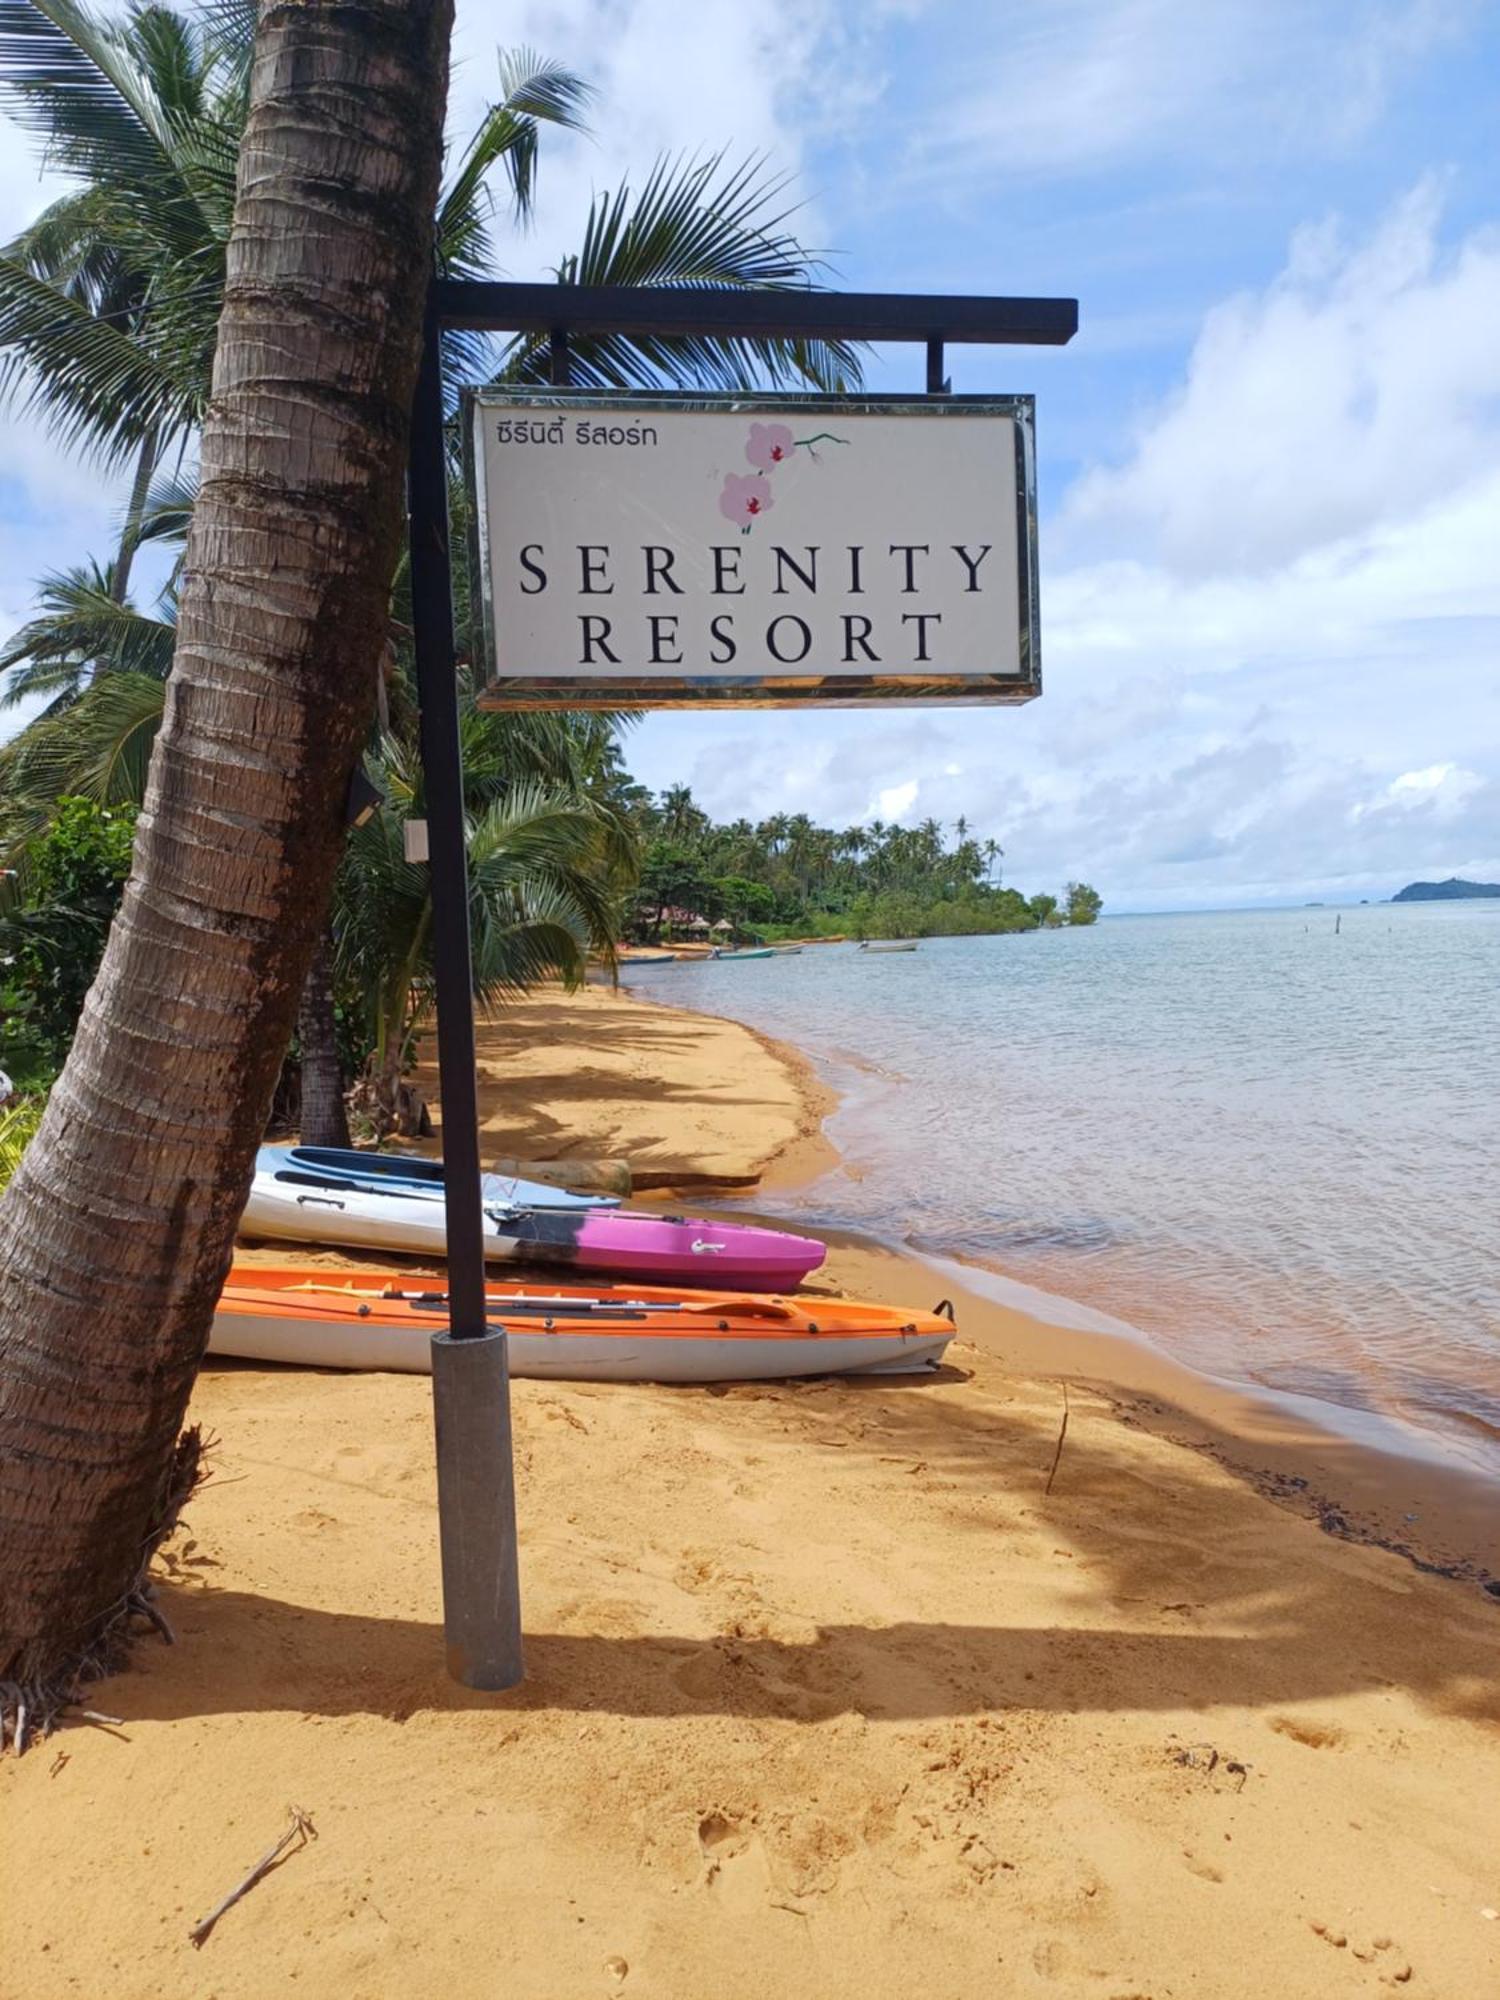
[[624, 903, 1500, 1476]]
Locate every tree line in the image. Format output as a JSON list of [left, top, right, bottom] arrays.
[[621, 783, 1102, 940]]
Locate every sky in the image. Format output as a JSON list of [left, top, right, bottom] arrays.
[[3, 0, 1498, 909]]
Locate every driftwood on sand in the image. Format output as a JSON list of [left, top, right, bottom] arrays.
[[189, 1806, 317, 1946]]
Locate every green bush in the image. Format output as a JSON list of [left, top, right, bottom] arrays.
[[0, 1092, 46, 1192], [0, 797, 137, 1087]]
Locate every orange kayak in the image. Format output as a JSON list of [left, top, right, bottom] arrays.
[[212, 1265, 956, 1382]]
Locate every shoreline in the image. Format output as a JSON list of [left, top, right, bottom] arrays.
[[622, 978, 1500, 1586], [10, 977, 1500, 2000]]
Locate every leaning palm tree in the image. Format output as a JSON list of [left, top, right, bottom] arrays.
[[0, 0, 458, 1738], [0, 6, 600, 1150]]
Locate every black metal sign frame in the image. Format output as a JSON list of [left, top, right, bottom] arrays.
[[406, 281, 1077, 1688]]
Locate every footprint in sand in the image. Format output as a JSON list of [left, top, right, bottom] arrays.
[[1031, 1938, 1069, 1980], [698, 1810, 750, 1860], [696, 1811, 775, 1910], [1310, 1923, 1413, 1984], [765, 1812, 856, 1898], [1271, 1715, 1348, 1750], [670, 1633, 844, 1720]]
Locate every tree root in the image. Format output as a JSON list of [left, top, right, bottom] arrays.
[[1, 1425, 205, 1756]]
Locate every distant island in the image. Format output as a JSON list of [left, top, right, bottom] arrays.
[[1392, 877, 1500, 902]]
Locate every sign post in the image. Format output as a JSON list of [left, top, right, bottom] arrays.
[[408, 284, 1077, 1690]]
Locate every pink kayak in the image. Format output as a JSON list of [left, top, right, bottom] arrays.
[[241, 1151, 826, 1290], [509, 1203, 826, 1290]]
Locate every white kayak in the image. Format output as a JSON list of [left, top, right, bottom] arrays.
[[211, 1265, 956, 1382], [240, 1147, 826, 1290], [254, 1146, 615, 1209]]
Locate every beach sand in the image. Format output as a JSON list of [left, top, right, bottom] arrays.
[[426, 982, 838, 1191], [6, 985, 1498, 1999]]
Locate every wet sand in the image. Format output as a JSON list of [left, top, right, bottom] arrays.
[[6, 982, 1498, 2000]]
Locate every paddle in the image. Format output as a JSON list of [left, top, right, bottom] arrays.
[[230, 1280, 803, 1322]]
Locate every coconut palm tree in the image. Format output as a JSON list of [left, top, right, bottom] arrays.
[[0, 558, 175, 712], [336, 766, 627, 1135], [0, 0, 457, 1736], [322, 680, 636, 1133], [2, 0, 861, 1157], [0, 3, 593, 469]]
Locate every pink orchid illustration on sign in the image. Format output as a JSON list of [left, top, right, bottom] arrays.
[[717, 420, 850, 533], [718, 471, 773, 531], [746, 421, 795, 470]]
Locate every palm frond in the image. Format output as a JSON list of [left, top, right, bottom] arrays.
[[127, 3, 204, 127], [495, 153, 863, 394], [196, 0, 256, 74], [465, 783, 621, 967], [438, 48, 593, 272], [0, 249, 202, 458], [4, 668, 165, 809], [332, 770, 627, 1054], [6, 184, 140, 301], [467, 893, 594, 1010], [435, 48, 593, 386], [133, 463, 199, 545], [0, 0, 221, 258], [0, 559, 176, 704]]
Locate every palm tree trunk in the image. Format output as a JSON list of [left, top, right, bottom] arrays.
[[0, 0, 453, 1718], [110, 422, 160, 607], [296, 929, 350, 1149]]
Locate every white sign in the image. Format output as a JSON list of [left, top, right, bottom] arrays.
[[466, 394, 1039, 709]]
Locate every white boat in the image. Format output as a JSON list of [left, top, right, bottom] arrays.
[[239, 1147, 825, 1289], [858, 939, 920, 953], [211, 1266, 956, 1382]]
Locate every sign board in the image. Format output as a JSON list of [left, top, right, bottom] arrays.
[[465, 394, 1040, 709]]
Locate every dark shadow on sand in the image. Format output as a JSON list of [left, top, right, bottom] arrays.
[[116, 1583, 1500, 1733]]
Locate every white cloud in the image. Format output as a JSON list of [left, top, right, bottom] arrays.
[[630, 184, 1500, 906], [873, 778, 918, 821], [1350, 762, 1485, 821], [897, 0, 1475, 184], [1064, 182, 1500, 576], [446, 0, 869, 281]]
